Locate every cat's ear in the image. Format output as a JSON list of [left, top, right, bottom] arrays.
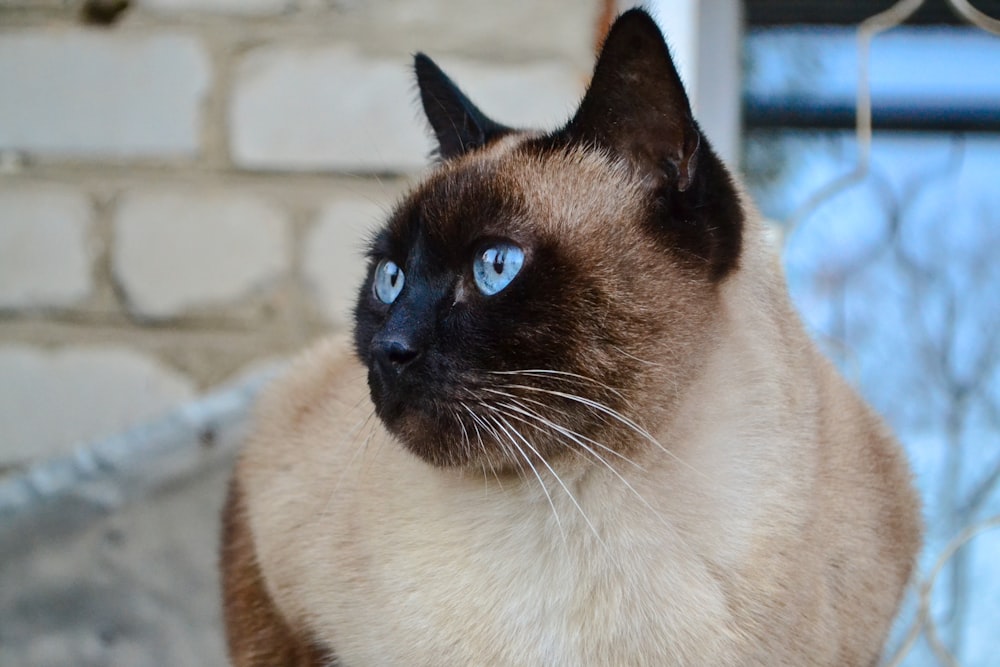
[[564, 9, 743, 280], [414, 53, 511, 160], [567, 9, 700, 191]]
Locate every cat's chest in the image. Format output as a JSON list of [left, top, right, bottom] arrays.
[[257, 452, 739, 667]]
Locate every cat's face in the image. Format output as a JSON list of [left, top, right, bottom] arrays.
[[353, 10, 743, 470]]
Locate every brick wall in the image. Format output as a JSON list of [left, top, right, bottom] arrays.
[[0, 0, 598, 467]]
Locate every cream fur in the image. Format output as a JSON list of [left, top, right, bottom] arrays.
[[235, 212, 921, 666]]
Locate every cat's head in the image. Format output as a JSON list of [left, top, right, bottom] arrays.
[[353, 9, 744, 470]]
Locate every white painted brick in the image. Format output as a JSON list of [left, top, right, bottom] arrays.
[[0, 31, 209, 159], [137, 0, 292, 15], [0, 345, 196, 463], [0, 1, 64, 6], [297, 0, 597, 68], [113, 190, 290, 318], [442, 60, 582, 131], [230, 48, 582, 172], [0, 186, 94, 309], [303, 198, 388, 326], [231, 48, 426, 172]]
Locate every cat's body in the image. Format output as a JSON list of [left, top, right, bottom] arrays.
[[221, 11, 921, 666]]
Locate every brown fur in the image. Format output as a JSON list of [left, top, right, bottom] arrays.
[[221, 480, 333, 666], [220, 10, 921, 666]]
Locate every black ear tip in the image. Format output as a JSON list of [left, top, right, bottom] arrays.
[[411, 49, 509, 160], [413, 52, 436, 79], [414, 52, 450, 87], [616, 7, 658, 24], [604, 7, 665, 44]]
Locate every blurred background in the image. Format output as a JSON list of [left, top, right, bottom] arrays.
[[0, 0, 997, 665]]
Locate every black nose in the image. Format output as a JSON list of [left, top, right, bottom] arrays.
[[372, 336, 421, 374]]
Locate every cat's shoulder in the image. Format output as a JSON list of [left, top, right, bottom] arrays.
[[241, 335, 368, 472], [257, 335, 361, 418]]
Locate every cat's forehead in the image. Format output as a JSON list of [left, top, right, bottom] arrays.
[[382, 141, 646, 259]]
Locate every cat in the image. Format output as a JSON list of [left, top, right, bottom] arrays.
[[220, 9, 922, 666]]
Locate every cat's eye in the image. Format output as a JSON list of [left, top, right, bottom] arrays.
[[473, 243, 524, 295], [373, 259, 405, 304]]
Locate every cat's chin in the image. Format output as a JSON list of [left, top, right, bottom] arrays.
[[381, 406, 477, 468], [371, 388, 548, 471], [378, 398, 592, 474], [367, 375, 471, 467], [367, 366, 633, 472]]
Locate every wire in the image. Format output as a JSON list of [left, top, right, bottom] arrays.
[[783, 0, 927, 237], [947, 0, 1000, 35], [770, 2, 1000, 664]]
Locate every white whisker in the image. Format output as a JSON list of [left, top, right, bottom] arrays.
[[468, 406, 515, 472], [460, 402, 505, 490], [485, 410, 567, 544], [612, 345, 663, 367], [492, 401, 670, 529], [451, 409, 486, 492], [319, 407, 379, 522], [488, 368, 630, 403], [481, 389, 640, 468], [491, 412, 607, 551], [499, 383, 706, 480]]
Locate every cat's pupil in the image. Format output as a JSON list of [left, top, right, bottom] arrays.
[[373, 258, 405, 304], [472, 242, 524, 296]]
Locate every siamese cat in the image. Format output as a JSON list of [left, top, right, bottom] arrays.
[[221, 10, 921, 666]]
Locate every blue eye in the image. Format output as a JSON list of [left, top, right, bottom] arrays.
[[373, 259, 405, 304], [473, 243, 524, 295]]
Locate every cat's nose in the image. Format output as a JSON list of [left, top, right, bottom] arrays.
[[372, 336, 421, 374]]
